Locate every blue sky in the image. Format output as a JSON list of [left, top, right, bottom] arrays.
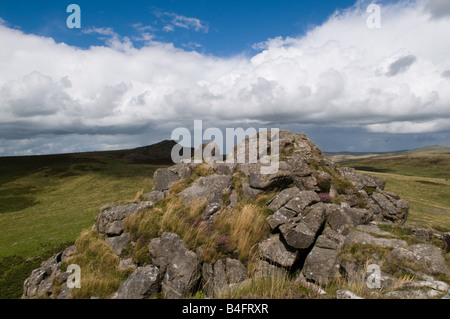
[[1, 0, 356, 56], [0, 0, 450, 156], [0, 0, 354, 56]]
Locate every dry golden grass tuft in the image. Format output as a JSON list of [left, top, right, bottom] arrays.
[[215, 203, 270, 263], [133, 189, 144, 202], [66, 230, 133, 299]]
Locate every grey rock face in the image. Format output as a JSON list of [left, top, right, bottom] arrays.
[[153, 163, 193, 191], [179, 174, 231, 204], [343, 231, 408, 249], [370, 191, 409, 224], [105, 233, 131, 256], [242, 182, 263, 200], [267, 187, 300, 212], [258, 236, 298, 267], [149, 232, 201, 299], [283, 191, 320, 214], [149, 232, 187, 273], [202, 258, 246, 297], [212, 163, 237, 175], [386, 244, 450, 276], [327, 206, 373, 235], [248, 166, 293, 190], [61, 245, 77, 263], [302, 228, 345, 285], [142, 191, 165, 203], [23, 254, 61, 299], [279, 204, 326, 250], [95, 202, 153, 237], [385, 280, 448, 299], [337, 167, 385, 191], [266, 207, 297, 231], [253, 260, 288, 278], [118, 258, 137, 271], [113, 265, 161, 299], [162, 249, 201, 299]]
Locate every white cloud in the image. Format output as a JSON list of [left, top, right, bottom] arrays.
[[163, 25, 175, 32], [157, 11, 209, 33], [0, 0, 450, 155], [367, 119, 450, 133]]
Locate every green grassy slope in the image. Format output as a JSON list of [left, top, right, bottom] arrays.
[[0, 153, 165, 298], [339, 153, 450, 232], [340, 154, 450, 180]]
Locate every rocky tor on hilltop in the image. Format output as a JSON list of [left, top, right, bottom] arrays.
[[24, 130, 450, 299]]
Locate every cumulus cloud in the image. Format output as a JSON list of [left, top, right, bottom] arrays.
[[442, 70, 450, 78], [425, 0, 450, 19], [0, 0, 450, 155]]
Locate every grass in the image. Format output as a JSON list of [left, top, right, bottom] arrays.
[[0, 153, 165, 298], [67, 230, 134, 299], [215, 203, 271, 263], [124, 197, 270, 266], [340, 243, 393, 265], [342, 154, 450, 180], [222, 272, 322, 299], [3, 147, 450, 299]]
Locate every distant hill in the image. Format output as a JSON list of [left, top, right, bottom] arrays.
[[406, 145, 450, 155], [82, 140, 194, 165]]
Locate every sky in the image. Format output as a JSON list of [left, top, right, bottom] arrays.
[[0, 0, 450, 156]]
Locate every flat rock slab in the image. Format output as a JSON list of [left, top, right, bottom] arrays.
[[386, 244, 450, 276], [179, 174, 231, 204], [344, 231, 408, 249], [283, 191, 320, 214], [267, 187, 300, 212]]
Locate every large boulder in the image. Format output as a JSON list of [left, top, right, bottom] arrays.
[[105, 233, 131, 256], [95, 202, 153, 237], [370, 191, 409, 224], [327, 205, 373, 235], [179, 174, 231, 204], [248, 162, 293, 190], [302, 228, 345, 285], [337, 167, 385, 191], [202, 258, 247, 297], [149, 232, 201, 299], [113, 265, 161, 299], [153, 163, 193, 191], [266, 207, 297, 232], [258, 236, 298, 267], [266, 187, 300, 212], [279, 203, 326, 250], [386, 244, 450, 276], [23, 253, 61, 299], [283, 191, 320, 215]]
